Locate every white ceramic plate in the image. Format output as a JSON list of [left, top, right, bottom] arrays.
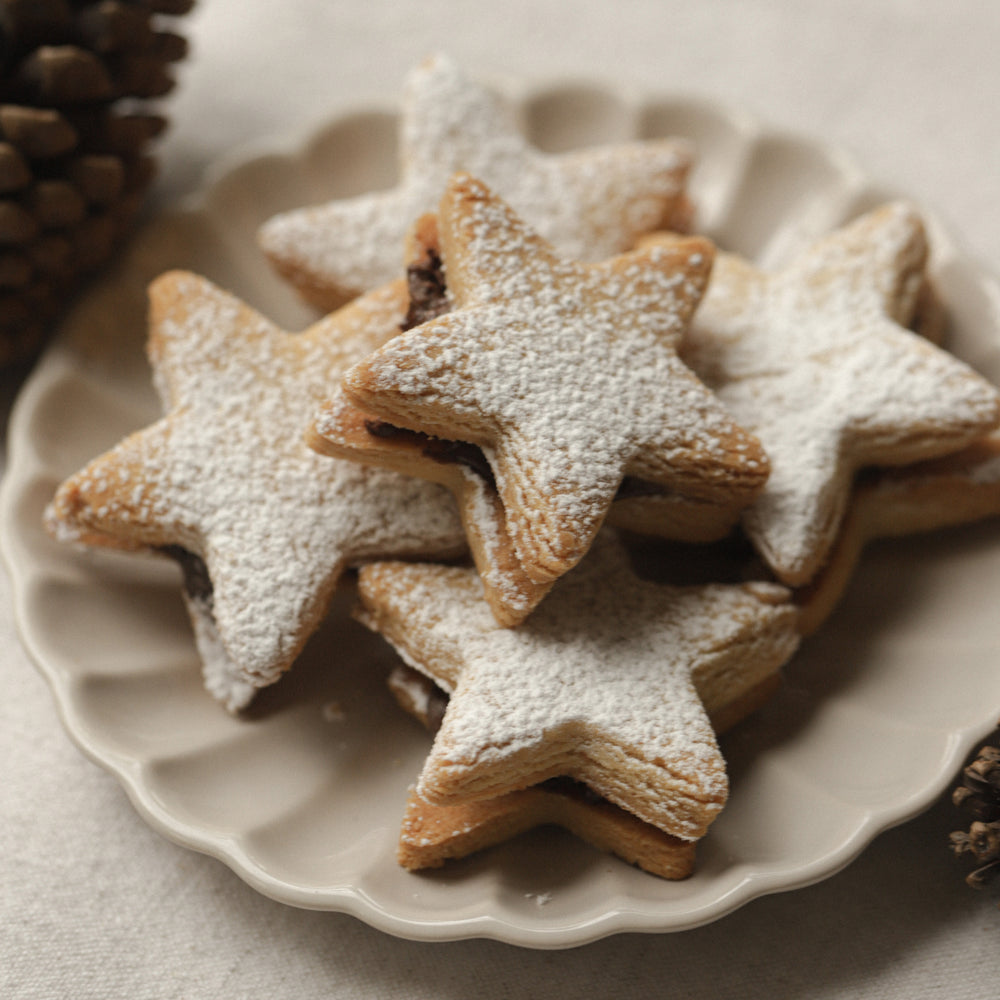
[[4, 82, 1000, 949]]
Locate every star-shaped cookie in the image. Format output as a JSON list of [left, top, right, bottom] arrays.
[[257, 53, 693, 310], [798, 430, 1000, 634], [354, 534, 799, 841], [326, 173, 769, 592], [681, 202, 1000, 586], [45, 272, 466, 710], [385, 653, 781, 877]]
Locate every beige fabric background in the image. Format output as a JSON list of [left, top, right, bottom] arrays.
[[4, 1, 1000, 996]]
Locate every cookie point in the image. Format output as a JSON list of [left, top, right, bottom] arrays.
[[676, 233, 715, 266], [415, 51, 456, 80], [446, 170, 489, 202], [148, 268, 196, 300], [340, 361, 370, 398], [148, 270, 225, 323], [856, 200, 928, 262], [881, 198, 921, 223], [643, 231, 715, 272]]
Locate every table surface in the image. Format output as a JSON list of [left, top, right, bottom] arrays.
[[4, 1, 1000, 996]]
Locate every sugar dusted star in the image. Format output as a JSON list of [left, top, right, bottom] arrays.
[[258, 54, 693, 309], [45, 273, 465, 711], [683, 202, 1000, 586], [354, 534, 799, 841], [335, 173, 769, 588]]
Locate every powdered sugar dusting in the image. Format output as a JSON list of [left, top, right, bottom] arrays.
[[258, 54, 692, 304], [347, 175, 766, 582], [356, 535, 798, 839], [685, 203, 1000, 585], [46, 273, 465, 700]]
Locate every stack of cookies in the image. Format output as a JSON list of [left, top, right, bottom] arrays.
[[44, 55, 1000, 879]]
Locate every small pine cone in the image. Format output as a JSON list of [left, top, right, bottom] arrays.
[[950, 729, 1000, 898], [0, 0, 195, 366]]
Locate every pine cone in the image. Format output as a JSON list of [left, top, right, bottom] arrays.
[[0, 0, 194, 365], [949, 730, 1000, 896]]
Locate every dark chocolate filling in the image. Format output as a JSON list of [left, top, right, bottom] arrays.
[[363, 418, 497, 488], [402, 248, 451, 331], [363, 418, 666, 502], [391, 233, 665, 497], [540, 775, 607, 805], [614, 475, 670, 499], [158, 544, 214, 607]]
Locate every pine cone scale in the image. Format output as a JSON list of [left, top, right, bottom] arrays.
[[76, 2, 154, 53], [19, 45, 115, 104], [0, 0, 193, 364], [0, 141, 31, 190], [950, 729, 1000, 905], [0, 250, 30, 286], [0, 200, 38, 243], [67, 153, 123, 204], [0, 105, 78, 158]]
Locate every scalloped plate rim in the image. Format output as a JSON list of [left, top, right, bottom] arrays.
[[3, 82, 1000, 948]]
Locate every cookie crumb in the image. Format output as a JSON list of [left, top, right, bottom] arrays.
[[525, 891, 553, 907]]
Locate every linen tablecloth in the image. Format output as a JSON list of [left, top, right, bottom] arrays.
[[4, 2, 1000, 995]]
